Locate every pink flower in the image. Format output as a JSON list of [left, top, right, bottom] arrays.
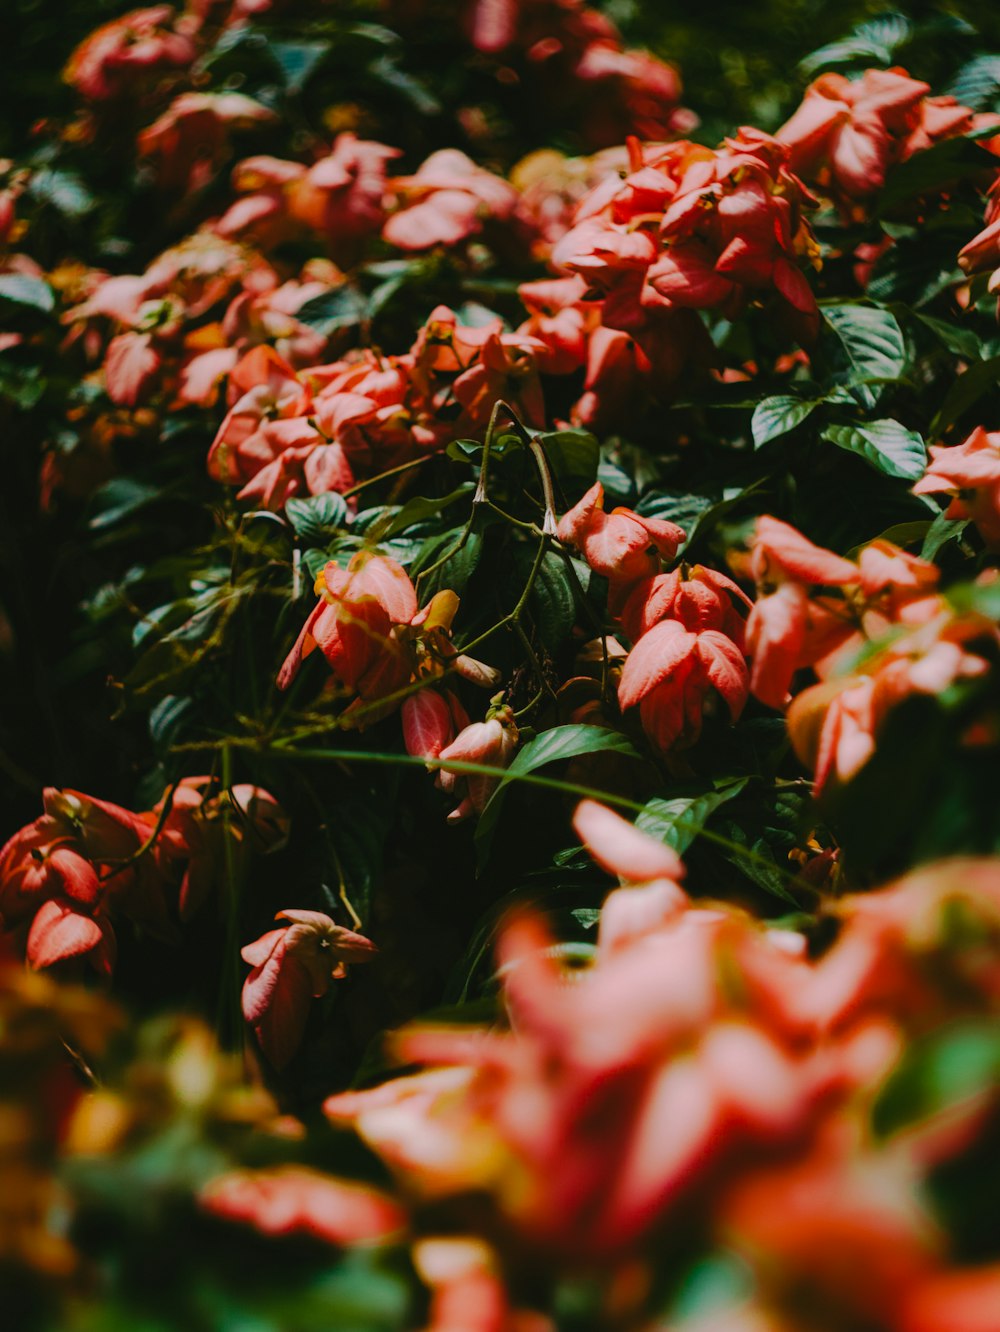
[[289, 133, 400, 242], [913, 426, 1000, 548], [383, 150, 518, 251], [744, 516, 859, 709], [438, 707, 519, 819], [201, 1166, 404, 1245], [64, 6, 196, 102], [557, 481, 685, 589], [777, 68, 931, 202], [241, 909, 377, 1067], [618, 620, 748, 751], [276, 551, 417, 694]]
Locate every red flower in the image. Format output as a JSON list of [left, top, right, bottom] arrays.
[[241, 909, 377, 1067], [201, 1166, 405, 1245], [557, 481, 685, 589], [618, 620, 748, 751]]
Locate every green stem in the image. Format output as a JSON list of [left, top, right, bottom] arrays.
[[175, 740, 815, 901], [341, 453, 435, 499]]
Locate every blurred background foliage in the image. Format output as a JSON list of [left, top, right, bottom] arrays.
[[7, 0, 1000, 161]]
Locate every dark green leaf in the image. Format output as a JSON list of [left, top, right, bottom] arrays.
[[751, 395, 819, 447], [823, 303, 906, 383], [0, 357, 44, 407], [26, 168, 95, 217], [412, 528, 483, 597], [914, 312, 982, 362], [526, 548, 578, 652], [636, 779, 749, 855], [922, 510, 968, 561], [88, 477, 164, 530], [0, 273, 54, 313], [382, 484, 474, 539], [475, 725, 640, 869], [269, 39, 330, 93], [799, 13, 910, 75], [932, 354, 1000, 432], [285, 492, 348, 544], [947, 54, 1000, 110], [822, 419, 927, 480], [874, 1021, 1000, 1137], [295, 284, 368, 333], [878, 136, 995, 215], [538, 428, 600, 500]]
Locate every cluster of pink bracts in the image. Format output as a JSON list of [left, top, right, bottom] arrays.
[[196, 802, 1000, 1329], [0, 779, 288, 973], [745, 517, 999, 792], [556, 482, 751, 753]]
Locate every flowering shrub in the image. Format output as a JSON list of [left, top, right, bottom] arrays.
[[5, 1, 1000, 1327]]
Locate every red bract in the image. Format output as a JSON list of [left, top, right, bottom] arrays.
[[383, 150, 519, 252], [200, 1166, 405, 1245], [553, 130, 820, 377], [64, 6, 197, 102], [557, 481, 685, 591], [324, 832, 876, 1259], [241, 909, 377, 1068], [137, 92, 276, 196], [276, 552, 418, 695], [777, 68, 931, 201], [778, 67, 997, 216], [437, 705, 519, 820], [618, 619, 748, 752], [620, 564, 751, 645], [26, 899, 116, 975], [744, 516, 859, 709], [913, 426, 1000, 548]]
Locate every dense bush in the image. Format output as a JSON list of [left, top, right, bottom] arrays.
[[4, 1, 1000, 1327]]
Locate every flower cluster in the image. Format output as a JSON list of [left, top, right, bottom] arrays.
[[776, 67, 997, 213], [0, 781, 287, 974], [743, 516, 997, 790], [557, 482, 751, 752], [552, 130, 822, 383], [319, 803, 1000, 1327]]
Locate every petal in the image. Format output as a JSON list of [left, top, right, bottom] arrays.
[[573, 800, 685, 884], [694, 629, 749, 720], [618, 620, 697, 709], [27, 899, 103, 969]]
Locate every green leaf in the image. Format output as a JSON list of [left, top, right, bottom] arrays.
[[26, 168, 95, 217], [88, 477, 164, 529], [914, 312, 982, 362], [636, 491, 714, 531], [295, 284, 368, 333], [285, 492, 348, 544], [525, 548, 579, 652], [382, 484, 474, 538], [932, 354, 1000, 432], [921, 509, 968, 561], [269, 39, 330, 93], [538, 428, 600, 499], [475, 725, 640, 869], [751, 395, 819, 447], [636, 779, 748, 856], [0, 273, 54, 313], [874, 1020, 1000, 1137], [799, 13, 910, 74], [823, 303, 906, 384], [0, 357, 44, 407], [369, 54, 442, 114], [878, 136, 994, 215], [947, 54, 1000, 110], [411, 527, 483, 597], [822, 419, 927, 480]]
